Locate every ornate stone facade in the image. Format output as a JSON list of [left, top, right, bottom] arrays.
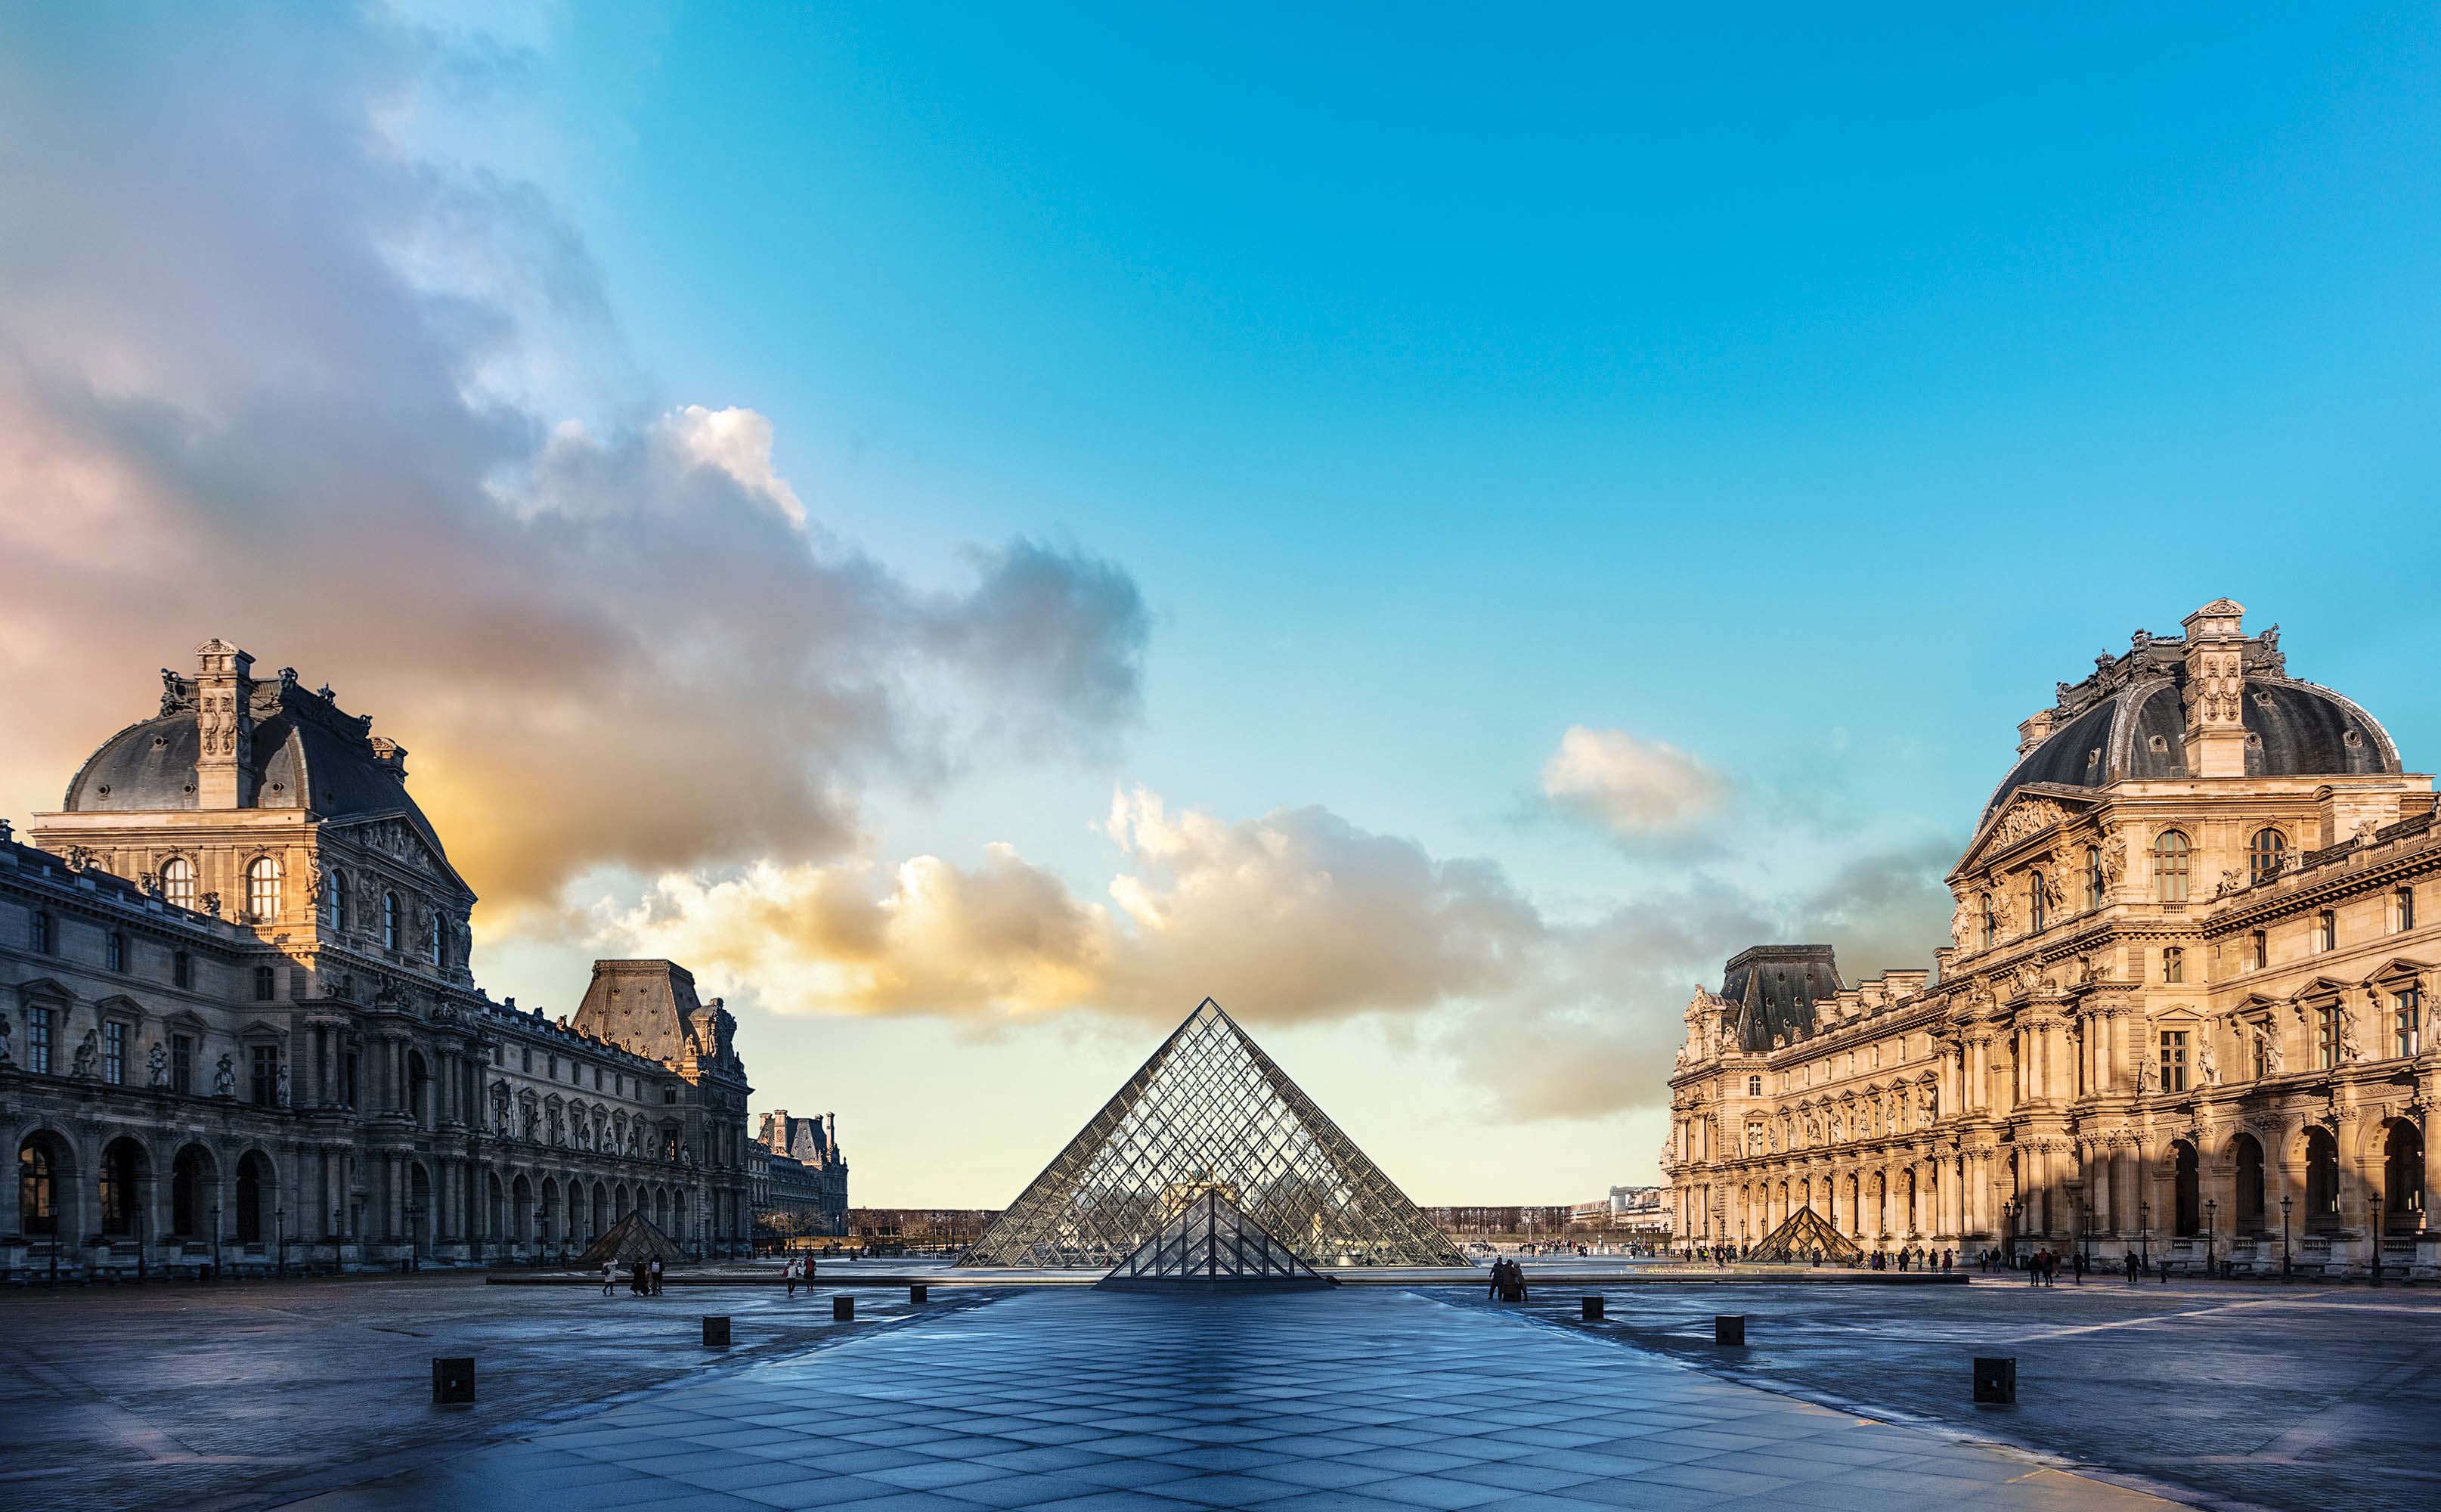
[[1665, 601, 2439, 1278], [3, 639, 756, 1275]]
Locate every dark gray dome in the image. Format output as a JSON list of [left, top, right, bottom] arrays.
[[63, 707, 449, 859], [1984, 675, 2399, 821]]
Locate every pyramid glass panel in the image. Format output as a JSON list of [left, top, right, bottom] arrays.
[[1098, 1189, 1333, 1290], [960, 999, 1468, 1268]]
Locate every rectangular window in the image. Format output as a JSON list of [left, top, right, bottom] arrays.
[[102, 1021, 125, 1085], [28, 1006, 51, 1074], [2159, 1030, 2188, 1094], [2163, 947, 2184, 984], [172, 1034, 194, 1095], [2316, 910, 2337, 952], [107, 933, 125, 972], [31, 911, 53, 953], [522, 1048, 532, 1074], [2250, 931, 2267, 971], [2250, 1027, 2269, 1081], [2398, 888, 2416, 933], [593, 1066, 603, 1090], [547, 1055, 557, 1078], [2397, 990, 2422, 1059], [339, 1051, 358, 1107], [492, 1043, 503, 1065], [2316, 1007, 2338, 1070], [254, 965, 276, 1002], [251, 1046, 278, 1107]]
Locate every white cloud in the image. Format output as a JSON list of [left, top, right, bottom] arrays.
[[1539, 724, 1727, 837]]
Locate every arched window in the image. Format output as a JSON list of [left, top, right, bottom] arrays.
[[2249, 828, 2287, 884], [161, 857, 196, 909], [2232, 1133, 2265, 1229], [2086, 845, 2104, 910], [2153, 830, 2191, 903], [246, 856, 281, 922], [18, 1138, 60, 1236], [382, 893, 401, 953]]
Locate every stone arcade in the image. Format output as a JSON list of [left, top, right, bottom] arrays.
[[1666, 600, 2439, 1278], [3, 639, 755, 1275]]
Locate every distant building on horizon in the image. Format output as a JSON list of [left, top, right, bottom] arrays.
[[752, 1109, 847, 1240]]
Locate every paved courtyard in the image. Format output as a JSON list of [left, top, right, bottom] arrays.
[[1508, 1277, 2441, 1512], [276, 1287, 2163, 1512], [5, 1272, 2430, 1512]]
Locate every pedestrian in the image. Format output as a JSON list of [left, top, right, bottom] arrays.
[[2126, 1251, 2139, 1285], [785, 1256, 798, 1297], [2073, 1250, 2086, 1285], [602, 1258, 616, 1297], [649, 1256, 664, 1295]]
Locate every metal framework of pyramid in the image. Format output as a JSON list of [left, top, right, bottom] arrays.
[[1097, 1188, 1334, 1291], [1744, 1204, 1863, 1265], [959, 999, 1468, 1269], [575, 1209, 684, 1269]]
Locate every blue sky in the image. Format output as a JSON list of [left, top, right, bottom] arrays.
[[4, 4, 2439, 1204]]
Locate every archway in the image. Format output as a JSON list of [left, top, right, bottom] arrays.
[[17, 1130, 75, 1239], [538, 1176, 559, 1247], [593, 1182, 611, 1243], [2303, 1126, 2340, 1232], [99, 1136, 149, 1238], [485, 1171, 506, 1245], [511, 1174, 534, 1245], [2384, 1120, 2425, 1233], [235, 1150, 274, 1244], [2173, 1141, 2200, 1236], [171, 1144, 216, 1238], [2231, 1133, 2266, 1230], [408, 1163, 433, 1253]]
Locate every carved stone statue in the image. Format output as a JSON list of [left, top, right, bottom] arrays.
[[2137, 1056, 2160, 1095], [1919, 1083, 1938, 1122], [491, 1078, 511, 1129], [71, 1030, 98, 1079], [2257, 1023, 2286, 1076], [2337, 1002, 2366, 1064], [275, 1062, 291, 1107], [522, 1099, 541, 1142], [148, 1042, 169, 1088], [212, 1053, 237, 1097], [200, 890, 221, 919], [160, 668, 184, 716], [1950, 893, 1977, 952], [2197, 1038, 2220, 1086], [0, 1015, 11, 1066]]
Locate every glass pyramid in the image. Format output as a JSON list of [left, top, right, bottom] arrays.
[[1744, 1203, 1863, 1265], [1097, 1188, 1334, 1290], [959, 999, 1469, 1269]]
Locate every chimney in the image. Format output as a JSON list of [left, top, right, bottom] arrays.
[[369, 736, 409, 783], [2016, 708, 2057, 754], [193, 638, 256, 808], [2180, 599, 2249, 778]]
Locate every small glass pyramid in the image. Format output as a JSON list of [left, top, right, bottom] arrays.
[[959, 999, 1467, 1269], [1097, 1188, 1334, 1291], [1744, 1203, 1863, 1264]]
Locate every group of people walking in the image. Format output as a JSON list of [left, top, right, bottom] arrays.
[[1486, 1256, 1529, 1302], [603, 1257, 665, 1295], [783, 1255, 817, 1295]]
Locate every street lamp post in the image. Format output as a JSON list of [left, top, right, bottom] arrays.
[[209, 1203, 221, 1281], [274, 1206, 286, 1279], [2281, 1194, 2294, 1282], [2139, 1198, 2151, 1270], [2204, 1198, 2216, 1276], [2003, 1198, 2017, 1266]]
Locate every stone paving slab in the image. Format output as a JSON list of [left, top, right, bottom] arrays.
[[276, 1287, 2176, 1512]]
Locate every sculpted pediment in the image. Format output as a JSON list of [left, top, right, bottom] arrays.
[[1953, 787, 2098, 876], [330, 814, 469, 897]]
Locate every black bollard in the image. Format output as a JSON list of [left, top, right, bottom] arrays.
[[1581, 1296, 1603, 1321], [832, 1293, 855, 1321], [702, 1315, 731, 1346], [432, 1356, 475, 1405], [1715, 1315, 1745, 1346], [1973, 1356, 2016, 1405], [910, 1284, 929, 1304]]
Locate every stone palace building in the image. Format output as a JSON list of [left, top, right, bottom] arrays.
[[750, 1109, 850, 1240], [1665, 600, 2436, 1278], [3, 639, 757, 1275]]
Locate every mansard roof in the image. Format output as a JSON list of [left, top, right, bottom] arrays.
[[1721, 945, 1842, 1052]]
